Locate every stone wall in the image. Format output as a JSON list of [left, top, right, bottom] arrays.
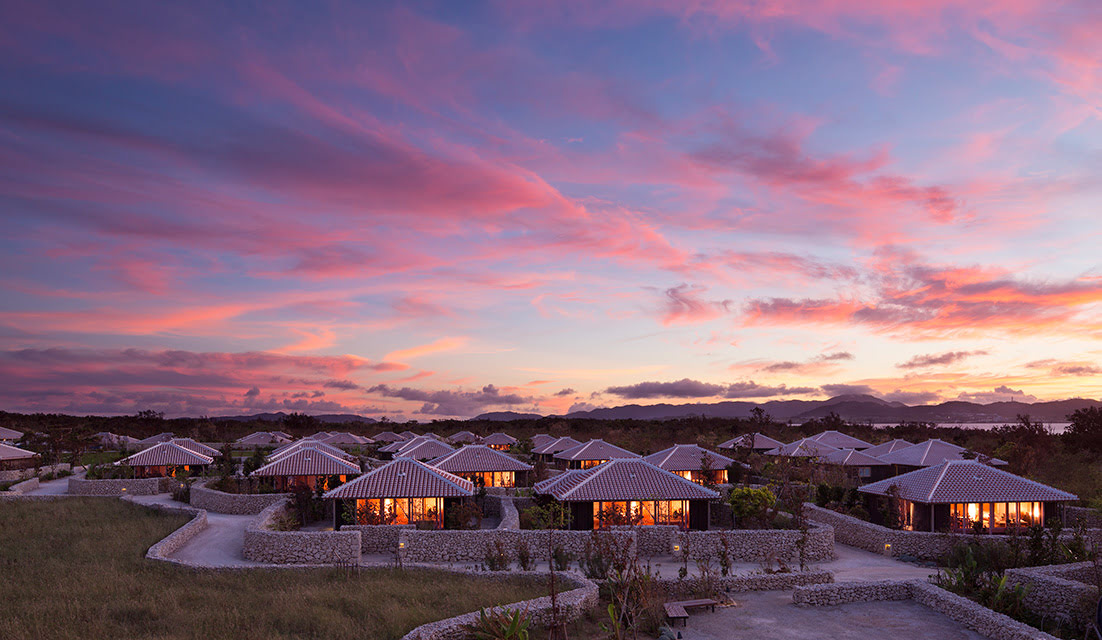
[[67, 477, 171, 496], [0, 463, 71, 482], [792, 580, 1063, 640], [190, 479, 290, 514], [498, 497, 520, 530], [1005, 562, 1100, 628], [243, 500, 360, 564], [678, 525, 834, 563], [400, 571, 599, 640], [5, 477, 39, 494], [660, 570, 833, 598], [398, 528, 637, 564], [342, 524, 415, 553], [1064, 505, 1102, 529], [123, 497, 211, 566], [806, 503, 1102, 561]]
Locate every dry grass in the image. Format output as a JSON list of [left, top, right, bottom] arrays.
[[0, 499, 549, 640]]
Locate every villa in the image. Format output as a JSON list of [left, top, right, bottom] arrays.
[[766, 438, 841, 458], [447, 430, 479, 444], [271, 439, 357, 462], [643, 444, 734, 485], [530, 433, 555, 449], [235, 431, 292, 446], [95, 432, 139, 449], [553, 439, 640, 469], [371, 431, 405, 443], [321, 432, 374, 446], [0, 426, 24, 442], [429, 444, 533, 488], [861, 439, 915, 458], [136, 432, 175, 447], [718, 432, 783, 453], [877, 439, 1008, 473], [0, 442, 38, 471], [117, 442, 212, 478], [858, 459, 1077, 533], [807, 430, 873, 450], [377, 435, 454, 461], [324, 457, 475, 528], [819, 448, 892, 483], [251, 446, 361, 491], [170, 438, 221, 458], [534, 458, 719, 530], [532, 436, 582, 463], [480, 432, 517, 451]]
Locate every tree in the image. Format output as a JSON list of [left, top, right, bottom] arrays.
[[1065, 407, 1102, 456], [728, 486, 775, 529]]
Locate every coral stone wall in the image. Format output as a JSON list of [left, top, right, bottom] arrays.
[[243, 500, 360, 564], [67, 477, 171, 496], [342, 524, 415, 553], [660, 570, 833, 598], [400, 571, 599, 640], [678, 525, 834, 563], [5, 477, 39, 494], [793, 580, 1063, 640], [0, 463, 71, 482], [398, 529, 637, 564], [1005, 562, 1100, 628], [123, 497, 211, 565], [1064, 505, 1102, 529], [189, 479, 290, 514]]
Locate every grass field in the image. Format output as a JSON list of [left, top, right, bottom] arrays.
[[0, 499, 550, 640]]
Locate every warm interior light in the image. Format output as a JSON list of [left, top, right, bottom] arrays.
[[967, 503, 978, 520]]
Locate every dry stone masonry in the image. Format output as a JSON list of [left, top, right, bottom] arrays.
[[68, 477, 172, 496], [189, 479, 290, 514], [1005, 562, 1100, 628], [243, 500, 360, 564]]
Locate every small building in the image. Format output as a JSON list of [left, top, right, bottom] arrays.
[[324, 457, 474, 529], [480, 432, 517, 451], [371, 431, 405, 443], [534, 458, 719, 530], [807, 430, 873, 450], [252, 446, 361, 491], [322, 432, 374, 446], [399, 430, 419, 440], [877, 439, 1008, 473], [858, 460, 1076, 533], [170, 438, 221, 458], [271, 439, 357, 463], [378, 436, 454, 461], [235, 431, 292, 446], [819, 448, 891, 483], [117, 442, 212, 478], [718, 432, 783, 454], [532, 436, 582, 463], [307, 431, 334, 441], [0, 426, 24, 442], [95, 432, 139, 449], [448, 430, 479, 444], [643, 444, 735, 485], [136, 432, 175, 447], [530, 434, 555, 449], [429, 445, 533, 488], [554, 439, 640, 469], [0, 442, 39, 471], [861, 439, 914, 458], [766, 438, 840, 458]]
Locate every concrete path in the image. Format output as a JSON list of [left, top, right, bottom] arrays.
[[129, 493, 263, 566], [24, 470, 85, 495], [682, 590, 985, 640], [827, 544, 938, 583]]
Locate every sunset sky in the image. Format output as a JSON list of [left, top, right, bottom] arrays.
[[2, 1, 1101, 419]]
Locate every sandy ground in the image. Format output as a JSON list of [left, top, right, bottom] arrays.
[[682, 591, 987, 640]]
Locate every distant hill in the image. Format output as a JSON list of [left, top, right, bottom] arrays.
[[212, 412, 376, 424], [562, 396, 1101, 423], [473, 411, 545, 421]]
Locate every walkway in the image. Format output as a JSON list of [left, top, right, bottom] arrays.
[[23, 470, 85, 495], [129, 493, 263, 566]]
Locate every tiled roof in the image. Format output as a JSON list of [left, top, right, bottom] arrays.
[[171, 438, 221, 457], [271, 439, 357, 462], [430, 445, 533, 473], [535, 459, 720, 502], [378, 435, 444, 454], [235, 432, 292, 445], [878, 439, 1008, 467], [308, 432, 334, 441], [137, 432, 175, 446], [859, 460, 1077, 504], [0, 426, 24, 440], [820, 448, 889, 467], [120, 442, 212, 467], [481, 432, 518, 446], [861, 439, 915, 458], [643, 444, 734, 472], [808, 430, 873, 450], [322, 432, 374, 445], [372, 431, 405, 443], [532, 436, 582, 455], [96, 432, 139, 447], [531, 434, 555, 449], [394, 438, 455, 460], [766, 438, 840, 457], [718, 432, 784, 450], [399, 430, 419, 439], [0, 443, 38, 461], [253, 447, 362, 477], [448, 430, 479, 444], [554, 439, 640, 462], [533, 470, 587, 495], [324, 457, 474, 499]]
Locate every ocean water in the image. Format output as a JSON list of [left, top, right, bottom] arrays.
[[870, 422, 1071, 434]]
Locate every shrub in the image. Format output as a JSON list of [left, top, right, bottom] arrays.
[[552, 545, 572, 571], [447, 501, 483, 530], [515, 539, 533, 571], [728, 486, 775, 529], [484, 540, 510, 571], [465, 607, 530, 640]]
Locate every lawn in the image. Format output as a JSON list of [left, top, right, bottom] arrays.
[[0, 499, 550, 640]]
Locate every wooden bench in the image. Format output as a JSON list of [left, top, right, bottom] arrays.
[[663, 598, 717, 626]]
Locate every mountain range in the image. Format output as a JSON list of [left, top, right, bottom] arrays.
[[475, 394, 1100, 423]]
